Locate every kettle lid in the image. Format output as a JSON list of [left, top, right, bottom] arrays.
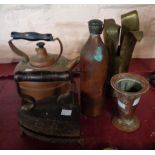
[[30, 42, 55, 67]]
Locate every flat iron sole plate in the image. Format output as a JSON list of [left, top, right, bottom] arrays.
[[19, 125, 83, 145], [18, 95, 81, 138]]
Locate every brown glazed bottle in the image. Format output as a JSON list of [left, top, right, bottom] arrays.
[[80, 19, 108, 117]]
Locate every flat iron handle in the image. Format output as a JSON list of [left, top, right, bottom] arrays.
[[11, 32, 53, 41], [14, 71, 71, 82], [14, 71, 80, 82]]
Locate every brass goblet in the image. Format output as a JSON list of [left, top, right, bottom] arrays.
[[111, 73, 149, 132]]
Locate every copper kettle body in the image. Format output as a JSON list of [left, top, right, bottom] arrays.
[[9, 32, 79, 103]]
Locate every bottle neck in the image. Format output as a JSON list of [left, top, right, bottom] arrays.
[[89, 33, 103, 43], [89, 33, 100, 37]]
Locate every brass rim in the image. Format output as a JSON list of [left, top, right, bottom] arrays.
[[110, 73, 150, 96]]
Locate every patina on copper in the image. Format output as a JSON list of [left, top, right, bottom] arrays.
[[111, 73, 149, 132], [80, 19, 108, 117]]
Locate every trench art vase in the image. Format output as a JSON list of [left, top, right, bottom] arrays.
[[110, 73, 149, 132]]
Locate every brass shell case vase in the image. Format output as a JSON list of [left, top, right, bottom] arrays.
[[104, 10, 143, 96], [110, 73, 149, 132]]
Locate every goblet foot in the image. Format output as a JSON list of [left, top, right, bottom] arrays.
[[112, 116, 140, 132]]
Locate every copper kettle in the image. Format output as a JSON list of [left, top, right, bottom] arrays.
[[8, 32, 79, 104]]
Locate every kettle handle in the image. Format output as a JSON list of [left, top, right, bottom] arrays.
[[8, 32, 63, 63], [10, 32, 53, 41]]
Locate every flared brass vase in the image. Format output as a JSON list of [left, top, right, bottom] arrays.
[[110, 73, 149, 132]]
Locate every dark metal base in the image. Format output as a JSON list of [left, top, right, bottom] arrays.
[[18, 93, 83, 145], [19, 125, 83, 145]]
